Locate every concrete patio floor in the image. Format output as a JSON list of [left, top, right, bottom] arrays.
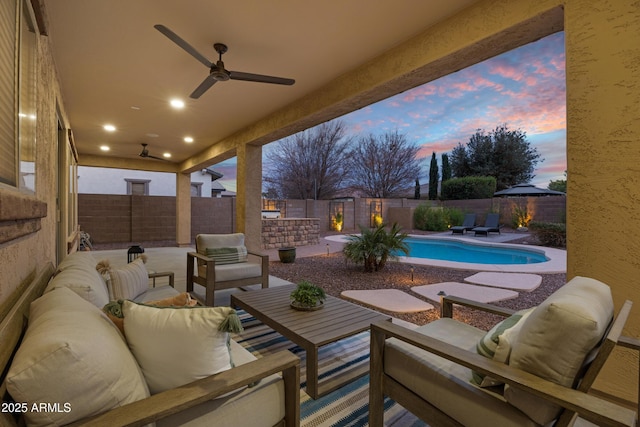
[[90, 231, 565, 314]]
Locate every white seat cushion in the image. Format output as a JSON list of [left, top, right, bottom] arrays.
[[6, 287, 149, 426], [134, 285, 182, 303], [198, 262, 262, 282], [156, 340, 285, 427], [385, 318, 538, 427]]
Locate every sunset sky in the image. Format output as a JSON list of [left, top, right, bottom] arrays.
[[218, 31, 566, 193]]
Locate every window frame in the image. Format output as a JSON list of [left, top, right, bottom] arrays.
[[0, 0, 39, 192], [126, 179, 150, 196]]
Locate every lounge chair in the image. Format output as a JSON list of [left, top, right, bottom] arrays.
[[450, 213, 476, 234], [472, 213, 501, 236]]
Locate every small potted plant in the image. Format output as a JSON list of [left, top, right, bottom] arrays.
[[290, 280, 326, 311]]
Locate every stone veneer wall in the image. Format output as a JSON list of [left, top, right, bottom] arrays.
[[261, 218, 320, 249]]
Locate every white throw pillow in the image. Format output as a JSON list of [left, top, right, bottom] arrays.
[[123, 301, 238, 394], [106, 258, 149, 300], [6, 287, 150, 427]]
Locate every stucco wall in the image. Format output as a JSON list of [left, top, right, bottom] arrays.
[[0, 27, 65, 304], [564, 0, 640, 402]]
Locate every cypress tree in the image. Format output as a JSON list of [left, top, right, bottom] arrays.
[[429, 152, 439, 200]]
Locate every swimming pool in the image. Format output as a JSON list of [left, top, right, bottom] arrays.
[[401, 237, 548, 265]]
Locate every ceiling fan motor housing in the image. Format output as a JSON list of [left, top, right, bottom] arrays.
[[211, 61, 230, 81]]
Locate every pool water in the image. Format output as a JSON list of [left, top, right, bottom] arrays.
[[401, 237, 548, 265]]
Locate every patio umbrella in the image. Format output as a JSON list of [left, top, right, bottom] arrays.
[[494, 183, 565, 197]]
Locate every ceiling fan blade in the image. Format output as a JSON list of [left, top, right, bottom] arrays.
[[154, 24, 213, 68], [147, 154, 169, 161], [229, 70, 295, 86], [190, 75, 218, 99]]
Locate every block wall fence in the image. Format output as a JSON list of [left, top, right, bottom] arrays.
[[78, 194, 565, 249]]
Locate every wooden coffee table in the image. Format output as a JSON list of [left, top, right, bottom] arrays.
[[231, 284, 391, 399]]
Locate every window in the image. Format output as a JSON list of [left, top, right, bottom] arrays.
[[190, 183, 202, 197], [0, 0, 38, 191], [126, 179, 150, 195]]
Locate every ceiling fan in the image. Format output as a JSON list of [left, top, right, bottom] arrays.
[[139, 143, 167, 161], [154, 24, 295, 99]]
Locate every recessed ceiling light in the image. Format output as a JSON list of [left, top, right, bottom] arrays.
[[146, 133, 159, 138], [100, 145, 110, 151], [130, 106, 141, 110], [184, 136, 194, 143], [170, 99, 185, 109], [163, 152, 172, 158], [103, 124, 116, 132]]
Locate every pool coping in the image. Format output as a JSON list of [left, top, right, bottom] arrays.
[[324, 233, 566, 274]]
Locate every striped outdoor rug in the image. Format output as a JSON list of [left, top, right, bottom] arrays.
[[232, 312, 427, 427]]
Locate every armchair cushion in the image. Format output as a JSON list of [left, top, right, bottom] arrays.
[[198, 261, 263, 282], [196, 233, 246, 254], [385, 318, 538, 427], [122, 302, 239, 394], [205, 246, 248, 265], [505, 276, 614, 424]]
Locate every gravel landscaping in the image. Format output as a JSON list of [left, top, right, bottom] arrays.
[[269, 236, 566, 331]]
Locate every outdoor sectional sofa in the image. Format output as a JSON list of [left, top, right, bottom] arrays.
[[0, 252, 300, 426]]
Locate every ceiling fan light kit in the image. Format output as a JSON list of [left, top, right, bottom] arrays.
[[139, 143, 168, 161], [154, 24, 295, 99]]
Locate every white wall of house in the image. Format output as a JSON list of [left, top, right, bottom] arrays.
[[77, 166, 217, 196]]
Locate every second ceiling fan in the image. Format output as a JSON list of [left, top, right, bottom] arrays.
[[155, 24, 295, 99]]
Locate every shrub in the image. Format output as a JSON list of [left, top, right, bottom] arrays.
[[413, 205, 464, 231], [529, 222, 566, 248], [343, 223, 408, 272], [441, 176, 496, 200], [511, 203, 532, 229]]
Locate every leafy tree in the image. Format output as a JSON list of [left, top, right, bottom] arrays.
[[441, 153, 451, 182], [428, 152, 439, 200], [414, 178, 420, 199], [548, 170, 567, 193], [348, 130, 422, 197], [440, 176, 497, 200], [263, 121, 353, 199], [449, 124, 542, 191], [343, 223, 409, 272]]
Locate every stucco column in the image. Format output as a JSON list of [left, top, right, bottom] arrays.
[[236, 144, 262, 251], [175, 172, 191, 247], [565, 0, 640, 405]]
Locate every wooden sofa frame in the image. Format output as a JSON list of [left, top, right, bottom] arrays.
[[1, 263, 300, 427], [369, 295, 638, 427], [187, 250, 269, 306]]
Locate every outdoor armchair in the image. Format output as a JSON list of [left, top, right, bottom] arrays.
[[369, 276, 636, 427], [187, 233, 269, 306]]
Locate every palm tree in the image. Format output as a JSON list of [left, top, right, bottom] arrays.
[[343, 223, 409, 272]]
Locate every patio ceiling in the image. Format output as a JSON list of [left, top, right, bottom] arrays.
[[43, 0, 481, 172]]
